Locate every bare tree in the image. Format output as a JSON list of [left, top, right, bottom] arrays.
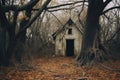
[[76, 0, 120, 66], [0, 0, 51, 66]]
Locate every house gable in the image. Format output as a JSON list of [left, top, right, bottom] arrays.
[[52, 18, 82, 40]]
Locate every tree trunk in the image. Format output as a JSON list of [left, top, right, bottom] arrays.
[[76, 0, 104, 66], [0, 23, 7, 66], [0, 5, 8, 66], [5, 24, 16, 65], [15, 18, 28, 63]]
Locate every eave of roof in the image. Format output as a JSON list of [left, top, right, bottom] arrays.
[[52, 18, 83, 40]]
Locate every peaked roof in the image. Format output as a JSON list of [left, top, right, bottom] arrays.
[[52, 18, 83, 40]]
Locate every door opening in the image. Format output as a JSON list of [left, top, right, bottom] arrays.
[[66, 39, 74, 56]]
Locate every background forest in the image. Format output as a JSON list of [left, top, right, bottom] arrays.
[[0, 0, 120, 80]]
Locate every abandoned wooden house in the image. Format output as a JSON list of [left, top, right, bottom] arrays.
[[52, 18, 83, 56]]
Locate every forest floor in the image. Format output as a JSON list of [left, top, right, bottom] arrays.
[[0, 55, 120, 80]]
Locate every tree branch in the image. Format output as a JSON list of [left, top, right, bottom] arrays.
[[2, 0, 88, 12], [47, 4, 87, 12], [78, 0, 86, 31], [18, 0, 39, 11], [107, 27, 120, 42], [47, 10, 64, 26], [32, 1, 88, 12], [1, 0, 39, 12], [102, 6, 120, 14], [47, 0, 88, 10], [103, 0, 112, 8], [15, 0, 51, 39]]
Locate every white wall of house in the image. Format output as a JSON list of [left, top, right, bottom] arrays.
[[55, 23, 82, 56]]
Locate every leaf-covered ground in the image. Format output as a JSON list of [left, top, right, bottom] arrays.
[[0, 56, 120, 80]]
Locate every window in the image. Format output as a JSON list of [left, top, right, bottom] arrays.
[[68, 28, 72, 34]]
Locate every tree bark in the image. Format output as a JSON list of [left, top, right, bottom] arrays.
[[0, 22, 7, 66], [76, 0, 104, 66], [15, 18, 28, 63], [0, 3, 8, 66]]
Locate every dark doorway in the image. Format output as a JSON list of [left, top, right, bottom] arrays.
[[66, 39, 74, 56]]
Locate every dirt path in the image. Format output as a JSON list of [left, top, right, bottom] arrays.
[[0, 56, 120, 80]]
